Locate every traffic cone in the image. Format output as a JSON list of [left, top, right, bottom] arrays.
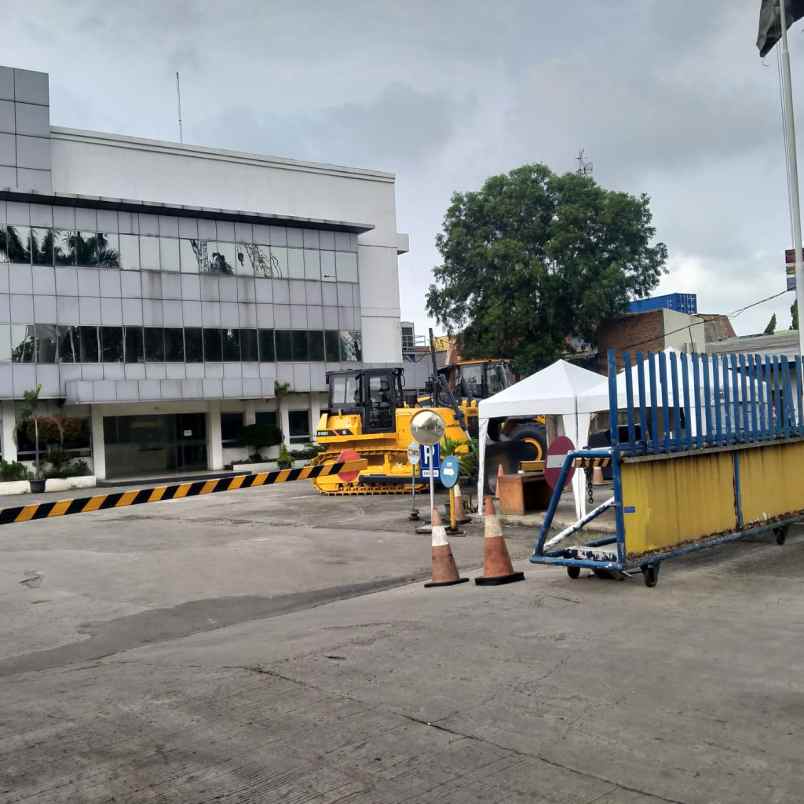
[[453, 483, 470, 524], [475, 496, 525, 586], [424, 508, 469, 588]]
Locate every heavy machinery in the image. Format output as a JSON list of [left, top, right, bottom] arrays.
[[310, 367, 469, 495]]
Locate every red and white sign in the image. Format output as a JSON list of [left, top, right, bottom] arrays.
[[544, 436, 575, 489], [336, 449, 362, 482]]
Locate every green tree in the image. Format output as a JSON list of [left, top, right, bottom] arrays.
[[764, 313, 777, 335], [426, 164, 668, 373]]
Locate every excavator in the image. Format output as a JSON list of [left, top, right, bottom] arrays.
[[310, 366, 469, 495]]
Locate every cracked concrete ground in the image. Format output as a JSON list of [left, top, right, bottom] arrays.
[[1, 482, 803, 802]]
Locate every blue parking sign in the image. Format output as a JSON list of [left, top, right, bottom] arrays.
[[419, 443, 440, 479]]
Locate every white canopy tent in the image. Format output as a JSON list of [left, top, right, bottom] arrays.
[[477, 360, 608, 519]]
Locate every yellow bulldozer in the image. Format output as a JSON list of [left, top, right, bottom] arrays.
[[310, 367, 469, 495]]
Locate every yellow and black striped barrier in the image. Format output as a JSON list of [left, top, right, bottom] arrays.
[[0, 459, 367, 527], [573, 457, 611, 469]]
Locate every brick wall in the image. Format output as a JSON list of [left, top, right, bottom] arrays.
[[596, 311, 665, 371]]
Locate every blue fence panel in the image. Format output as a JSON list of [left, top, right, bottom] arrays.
[[712, 354, 722, 444]]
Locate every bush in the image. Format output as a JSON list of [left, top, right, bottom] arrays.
[[42, 449, 92, 479], [277, 444, 293, 469], [239, 423, 282, 459], [0, 459, 29, 482]]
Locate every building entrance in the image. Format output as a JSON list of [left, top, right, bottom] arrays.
[[104, 413, 207, 478]]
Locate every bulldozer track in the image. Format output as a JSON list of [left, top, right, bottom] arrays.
[[311, 446, 426, 496]]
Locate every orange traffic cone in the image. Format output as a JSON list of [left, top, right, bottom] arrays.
[[475, 496, 525, 586], [453, 483, 470, 525], [424, 508, 469, 588]]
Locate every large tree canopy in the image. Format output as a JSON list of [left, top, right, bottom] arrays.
[[426, 163, 668, 373]]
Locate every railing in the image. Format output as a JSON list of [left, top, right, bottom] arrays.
[[609, 350, 804, 455]]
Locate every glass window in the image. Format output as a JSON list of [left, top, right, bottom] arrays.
[[221, 412, 243, 448], [258, 329, 275, 361], [307, 330, 324, 361], [57, 325, 80, 363], [291, 330, 308, 361], [164, 328, 184, 361], [203, 328, 222, 361], [0, 324, 10, 360], [179, 238, 202, 273], [101, 326, 123, 362], [255, 410, 277, 428], [287, 248, 305, 279], [321, 250, 336, 282], [35, 324, 57, 363], [303, 249, 320, 281], [185, 327, 203, 362], [221, 328, 240, 361], [144, 327, 164, 362], [243, 243, 276, 279], [160, 237, 180, 272], [140, 235, 160, 271], [239, 328, 258, 361], [5, 225, 31, 264], [271, 247, 288, 279], [75, 231, 99, 267], [288, 410, 310, 444], [97, 233, 120, 268], [30, 228, 53, 266], [233, 243, 254, 276], [275, 330, 292, 361], [119, 234, 140, 269], [330, 373, 358, 407], [208, 242, 235, 275], [325, 330, 340, 362], [79, 326, 99, 362], [336, 252, 358, 283], [340, 330, 362, 362], [124, 327, 144, 363]]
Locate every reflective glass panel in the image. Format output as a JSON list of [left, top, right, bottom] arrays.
[[97, 233, 120, 268], [271, 247, 288, 279], [124, 327, 144, 363], [11, 324, 34, 362], [239, 328, 258, 361], [160, 237, 180, 272], [303, 249, 320, 281], [30, 228, 54, 266], [140, 236, 160, 271], [203, 328, 222, 361], [179, 238, 202, 273], [75, 232, 99, 267], [164, 328, 184, 361], [79, 326, 99, 362], [101, 327, 124, 362], [185, 327, 203, 362], [36, 324, 57, 363], [287, 248, 304, 279], [339, 330, 362, 362], [325, 330, 340, 362], [144, 327, 164, 361], [119, 234, 140, 269], [336, 252, 358, 283], [244, 243, 277, 279], [291, 330, 308, 361], [208, 242, 235, 275], [57, 326, 80, 363], [221, 328, 240, 361], [5, 226, 31, 264], [258, 329, 275, 362], [321, 251, 336, 282], [233, 242, 254, 276], [275, 330, 292, 361], [0, 324, 10, 360], [307, 330, 324, 361]]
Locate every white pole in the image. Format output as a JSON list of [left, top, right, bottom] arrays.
[[779, 1, 804, 354], [428, 445, 435, 526], [176, 72, 184, 144]]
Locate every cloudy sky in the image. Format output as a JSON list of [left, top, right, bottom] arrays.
[[4, 1, 801, 336]]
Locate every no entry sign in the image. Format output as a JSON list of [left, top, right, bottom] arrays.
[[544, 436, 575, 489]]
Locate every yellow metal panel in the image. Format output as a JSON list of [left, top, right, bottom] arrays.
[[115, 490, 139, 508], [740, 441, 804, 525], [48, 499, 72, 517], [621, 452, 736, 558]]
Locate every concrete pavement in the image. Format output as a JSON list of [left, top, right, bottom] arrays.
[[1, 483, 803, 802]]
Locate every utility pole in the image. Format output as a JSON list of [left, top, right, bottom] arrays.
[[176, 72, 184, 144], [778, 2, 804, 351]]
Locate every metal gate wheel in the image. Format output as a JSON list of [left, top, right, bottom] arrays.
[[641, 564, 660, 588], [566, 566, 581, 580], [775, 526, 788, 546]]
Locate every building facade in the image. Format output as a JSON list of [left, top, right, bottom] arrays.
[[0, 66, 408, 479]]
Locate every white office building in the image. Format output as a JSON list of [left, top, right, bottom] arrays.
[[0, 66, 407, 479]]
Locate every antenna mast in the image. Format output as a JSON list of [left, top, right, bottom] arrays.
[[576, 148, 593, 177], [176, 72, 184, 144]]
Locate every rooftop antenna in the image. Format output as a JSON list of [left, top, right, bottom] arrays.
[[176, 71, 184, 144], [576, 148, 593, 177]]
